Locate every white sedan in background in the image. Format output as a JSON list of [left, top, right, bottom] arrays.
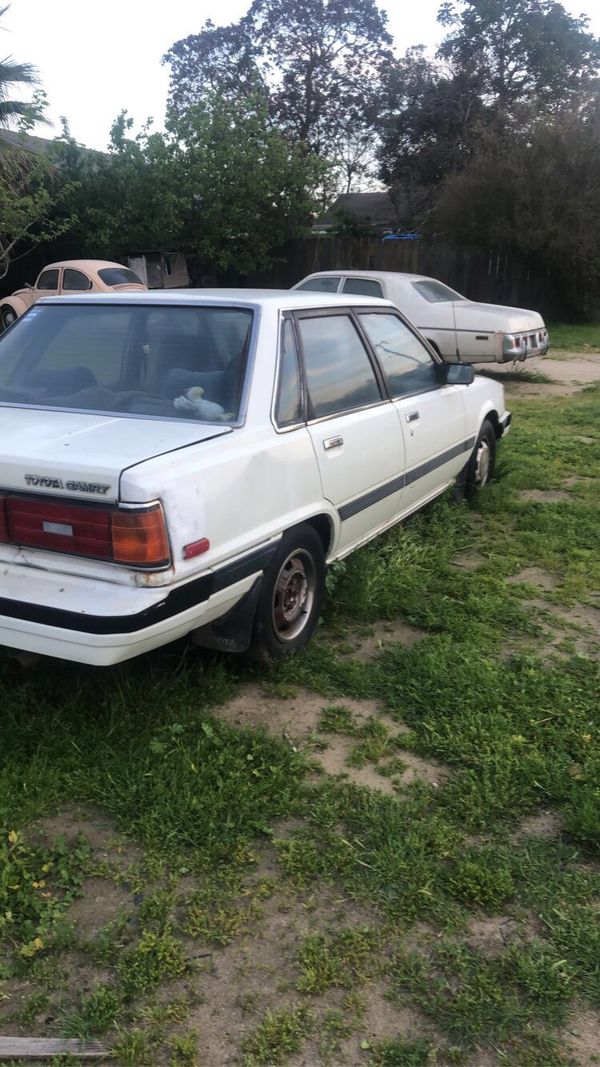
[[0, 290, 510, 666], [293, 270, 549, 364]]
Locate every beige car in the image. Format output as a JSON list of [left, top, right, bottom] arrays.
[[0, 260, 147, 330]]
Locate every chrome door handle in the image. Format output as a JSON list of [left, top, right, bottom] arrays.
[[323, 436, 344, 451], [406, 411, 420, 423]]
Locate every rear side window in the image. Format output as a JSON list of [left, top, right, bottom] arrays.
[[358, 312, 438, 397], [36, 269, 59, 290], [275, 319, 303, 427], [412, 280, 465, 303], [62, 269, 92, 291], [296, 276, 341, 293], [342, 277, 384, 299], [298, 314, 381, 419]]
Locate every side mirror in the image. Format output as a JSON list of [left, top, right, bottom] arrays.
[[445, 363, 475, 386]]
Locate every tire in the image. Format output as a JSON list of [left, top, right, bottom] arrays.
[[251, 524, 326, 661], [464, 418, 497, 500], [1, 307, 17, 331]]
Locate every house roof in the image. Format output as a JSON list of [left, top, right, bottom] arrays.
[[313, 192, 405, 232], [0, 129, 57, 156]]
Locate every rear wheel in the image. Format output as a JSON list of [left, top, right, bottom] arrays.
[[1, 307, 17, 331], [251, 524, 326, 661]]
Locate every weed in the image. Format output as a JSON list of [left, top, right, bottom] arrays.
[[297, 927, 378, 993], [447, 849, 515, 910], [117, 929, 187, 999], [368, 1036, 434, 1066], [111, 1027, 153, 1065], [241, 1005, 314, 1065], [60, 983, 123, 1038], [169, 1031, 198, 1066], [319, 705, 359, 735]]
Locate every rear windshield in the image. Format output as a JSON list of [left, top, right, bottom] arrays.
[[0, 304, 253, 422], [98, 267, 144, 286]]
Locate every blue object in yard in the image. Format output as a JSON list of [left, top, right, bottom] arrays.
[[382, 232, 422, 241]]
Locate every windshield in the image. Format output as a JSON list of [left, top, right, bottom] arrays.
[[98, 267, 144, 286], [0, 304, 253, 422], [412, 280, 466, 303]]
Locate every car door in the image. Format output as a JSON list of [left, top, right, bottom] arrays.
[[356, 310, 472, 510], [294, 308, 407, 554], [393, 278, 460, 362], [61, 267, 93, 295]]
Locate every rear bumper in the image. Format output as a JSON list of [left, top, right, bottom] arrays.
[[0, 542, 278, 665]]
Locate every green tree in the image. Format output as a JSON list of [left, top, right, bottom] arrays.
[[163, 0, 392, 190], [431, 98, 600, 316], [51, 95, 322, 276], [169, 93, 323, 272], [438, 0, 600, 118]]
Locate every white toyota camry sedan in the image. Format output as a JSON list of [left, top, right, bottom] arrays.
[[0, 290, 510, 666], [293, 270, 549, 364]]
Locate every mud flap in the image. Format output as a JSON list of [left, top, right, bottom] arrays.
[[190, 576, 263, 653]]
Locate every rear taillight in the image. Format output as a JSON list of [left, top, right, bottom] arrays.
[[112, 508, 170, 567], [0, 495, 170, 569]]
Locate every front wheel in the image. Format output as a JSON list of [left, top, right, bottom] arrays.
[[465, 418, 497, 499], [251, 524, 326, 661], [1, 307, 17, 331]]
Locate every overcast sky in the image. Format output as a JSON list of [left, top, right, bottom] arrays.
[[3, 0, 600, 149]]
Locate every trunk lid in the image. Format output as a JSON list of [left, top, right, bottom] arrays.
[[453, 301, 545, 332], [0, 408, 231, 503]]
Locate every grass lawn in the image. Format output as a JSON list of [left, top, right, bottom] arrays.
[[0, 379, 598, 1066], [548, 323, 600, 351]]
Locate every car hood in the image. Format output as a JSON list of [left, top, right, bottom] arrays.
[[453, 301, 545, 332], [0, 408, 231, 503]]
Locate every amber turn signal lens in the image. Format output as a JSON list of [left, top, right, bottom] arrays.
[[111, 505, 170, 567]]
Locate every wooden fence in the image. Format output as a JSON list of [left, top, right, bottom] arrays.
[[241, 236, 565, 317]]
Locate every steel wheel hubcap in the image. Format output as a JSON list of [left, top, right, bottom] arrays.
[[475, 440, 490, 486], [272, 549, 315, 641]]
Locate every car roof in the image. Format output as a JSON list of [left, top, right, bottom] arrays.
[[40, 260, 135, 272], [38, 288, 396, 311], [297, 270, 432, 283]]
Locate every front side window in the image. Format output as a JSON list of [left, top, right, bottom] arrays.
[[298, 314, 381, 419], [0, 305, 253, 422], [62, 268, 92, 292], [358, 312, 438, 397], [36, 269, 59, 291], [341, 277, 384, 299], [275, 319, 303, 427], [296, 276, 341, 293], [412, 280, 465, 303]]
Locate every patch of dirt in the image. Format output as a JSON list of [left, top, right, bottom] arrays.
[[513, 809, 564, 840], [481, 352, 600, 399], [451, 550, 486, 572], [184, 889, 376, 1067], [563, 1006, 600, 1066], [525, 598, 600, 659], [31, 806, 143, 872], [338, 619, 426, 663], [68, 876, 132, 940], [507, 566, 559, 591], [312, 736, 397, 795], [465, 914, 538, 957], [216, 685, 383, 744], [518, 489, 572, 502], [299, 982, 436, 1067]]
